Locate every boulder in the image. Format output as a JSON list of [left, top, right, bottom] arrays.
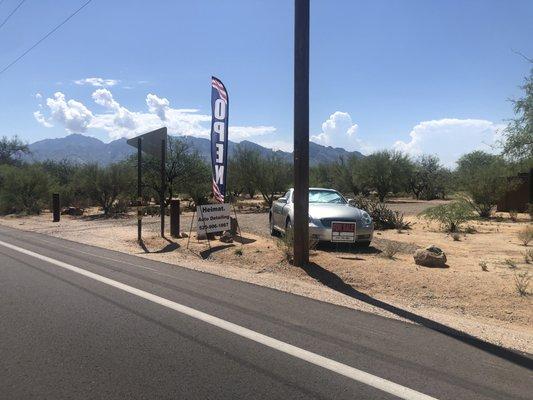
[[220, 231, 234, 243], [61, 207, 83, 216], [413, 245, 447, 268]]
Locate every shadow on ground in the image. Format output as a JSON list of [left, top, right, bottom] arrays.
[[300, 261, 533, 369], [139, 238, 180, 254]]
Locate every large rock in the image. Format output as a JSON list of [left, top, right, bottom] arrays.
[[414, 245, 447, 268]]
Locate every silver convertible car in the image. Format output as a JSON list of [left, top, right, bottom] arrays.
[[269, 188, 374, 246]]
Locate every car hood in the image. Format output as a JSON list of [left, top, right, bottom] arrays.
[[308, 203, 361, 220]]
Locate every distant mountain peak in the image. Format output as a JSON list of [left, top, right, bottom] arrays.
[[27, 134, 364, 165]]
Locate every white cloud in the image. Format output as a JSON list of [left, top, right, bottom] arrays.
[[33, 110, 53, 127], [35, 92, 94, 133], [311, 111, 361, 150], [74, 77, 119, 87], [393, 118, 505, 166], [146, 93, 170, 121], [35, 90, 276, 143], [34, 92, 42, 100]]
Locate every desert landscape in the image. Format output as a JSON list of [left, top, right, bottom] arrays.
[[2, 198, 531, 353]]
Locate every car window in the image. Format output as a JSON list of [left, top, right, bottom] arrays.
[[282, 191, 291, 203], [308, 190, 346, 204]]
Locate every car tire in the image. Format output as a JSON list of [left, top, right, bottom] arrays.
[[269, 215, 280, 237], [358, 241, 371, 248], [284, 219, 293, 237]]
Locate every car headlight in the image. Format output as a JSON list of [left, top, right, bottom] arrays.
[[361, 211, 372, 226]]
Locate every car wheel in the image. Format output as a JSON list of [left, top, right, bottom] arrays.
[[269, 215, 280, 237], [284, 219, 293, 237]]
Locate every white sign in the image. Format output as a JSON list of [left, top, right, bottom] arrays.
[[331, 221, 356, 243], [197, 204, 231, 234]]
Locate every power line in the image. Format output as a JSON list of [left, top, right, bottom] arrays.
[[0, 0, 93, 76], [0, 0, 27, 31]]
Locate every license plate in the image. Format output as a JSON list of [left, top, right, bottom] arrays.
[[331, 221, 356, 243]]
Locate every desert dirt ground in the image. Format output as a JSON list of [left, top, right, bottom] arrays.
[[1, 198, 532, 354]]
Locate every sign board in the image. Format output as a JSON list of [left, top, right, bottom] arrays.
[[126, 127, 167, 159], [197, 203, 231, 234], [331, 221, 356, 243]]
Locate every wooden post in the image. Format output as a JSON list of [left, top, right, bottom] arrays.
[[293, 0, 310, 266], [137, 137, 142, 243], [170, 199, 180, 238], [160, 138, 166, 237], [52, 193, 60, 222]]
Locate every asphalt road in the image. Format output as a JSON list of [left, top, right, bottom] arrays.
[[0, 225, 531, 399]]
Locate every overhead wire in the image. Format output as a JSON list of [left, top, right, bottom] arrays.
[[0, 0, 93, 76], [0, 0, 27, 31]]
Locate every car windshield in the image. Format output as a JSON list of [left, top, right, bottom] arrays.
[[308, 190, 346, 204]]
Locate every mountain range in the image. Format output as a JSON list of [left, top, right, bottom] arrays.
[[26, 134, 364, 166]]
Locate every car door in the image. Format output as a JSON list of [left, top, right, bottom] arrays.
[[272, 190, 290, 229], [279, 189, 293, 230]]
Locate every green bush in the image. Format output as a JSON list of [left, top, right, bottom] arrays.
[[420, 201, 473, 232], [353, 195, 410, 230], [0, 164, 50, 215]]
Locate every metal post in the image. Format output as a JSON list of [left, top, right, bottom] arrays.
[[293, 0, 310, 266], [170, 199, 180, 238], [52, 193, 60, 222], [160, 138, 166, 237], [137, 137, 142, 243]]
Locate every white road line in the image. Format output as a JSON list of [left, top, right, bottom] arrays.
[[0, 239, 439, 400]]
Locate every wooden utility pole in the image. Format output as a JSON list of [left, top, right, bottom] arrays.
[[293, 0, 310, 266], [137, 137, 142, 243]]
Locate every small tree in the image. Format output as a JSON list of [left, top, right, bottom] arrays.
[[501, 64, 533, 167], [455, 151, 511, 218], [360, 150, 412, 201], [0, 136, 29, 165], [254, 154, 292, 207], [228, 145, 260, 198], [78, 163, 133, 215]]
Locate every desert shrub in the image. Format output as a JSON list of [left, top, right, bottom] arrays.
[[353, 195, 410, 230], [234, 248, 243, 256], [524, 249, 533, 264], [0, 164, 50, 215], [517, 226, 533, 246], [420, 201, 473, 232], [382, 241, 402, 259], [277, 227, 294, 264], [514, 272, 530, 296], [479, 260, 488, 271], [504, 258, 517, 269], [509, 210, 518, 222]]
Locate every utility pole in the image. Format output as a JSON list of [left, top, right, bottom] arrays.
[[293, 0, 310, 266]]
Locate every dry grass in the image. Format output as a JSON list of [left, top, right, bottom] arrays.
[[517, 226, 533, 246], [479, 260, 488, 271], [515, 272, 531, 296], [382, 241, 402, 259]]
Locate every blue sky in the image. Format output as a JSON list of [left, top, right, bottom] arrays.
[[0, 0, 532, 166]]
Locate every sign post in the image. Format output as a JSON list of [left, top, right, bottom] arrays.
[[127, 127, 168, 241], [293, 0, 310, 266]]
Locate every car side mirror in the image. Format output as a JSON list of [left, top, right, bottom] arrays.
[[278, 198, 287, 204], [347, 198, 356, 207]]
